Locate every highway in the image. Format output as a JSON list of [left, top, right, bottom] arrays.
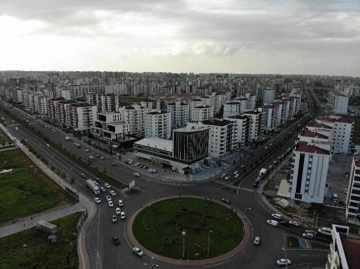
[[0, 88, 328, 269]]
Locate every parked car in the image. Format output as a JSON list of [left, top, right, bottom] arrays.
[[277, 258, 291, 266], [112, 215, 118, 223], [112, 236, 120, 245], [267, 220, 279, 227], [302, 232, 315, 239], [221, 198, 230, 204], [133, 247, 144, 257], [120, 211, 126, 220], [133, 172, 140, 177], [104, 183, 111, 188], [116, 207, 121, 215], [108, 201, 114, 208], [271, 213, 282, 220], [233, 171, 239, 175], [100, 186, 106, 192], [110, 190, 116, 196], [253, 236, 261, 245], [94, 197, 101, 204], [118, 200, 124, 207], [289, 220, 300, 227], [80, 173, 86, 178], [106, 195, 112, 202]]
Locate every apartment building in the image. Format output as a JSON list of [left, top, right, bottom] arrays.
[[223, 100, 246, 117], [92, 112, 129, 140], [190, 105, 214, 122], [202, 119, 238, 158], [224, 115, 248, 146], [346, 157, 360, 223], [243, 110, 263, 141], [145, 110, 171, 139], [326, 224, 360, 269], [87, 93, 120, 112], [119, 105, 147, 136], [316, 115, 354, 154], [263, 88, 275, 104], [68, 103, 97, 131], [329, 93, 349, 115], [290, 141, 330, 204], [262, 104, 277, 132], [167, 101, 190, 129]]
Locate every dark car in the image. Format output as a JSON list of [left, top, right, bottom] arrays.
[[112, 237, 120, 246]]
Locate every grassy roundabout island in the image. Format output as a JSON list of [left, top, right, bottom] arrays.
[[132, 197, 244, 260]]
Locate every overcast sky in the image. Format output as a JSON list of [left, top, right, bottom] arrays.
[[0, 0, 359, 76]]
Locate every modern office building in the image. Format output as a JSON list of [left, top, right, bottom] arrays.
[[290, 141, 330, 204], [145, 110, 171, 139], [346, 157, 360, 223], [92, 112, 129, 140], [173, 123, 209, 164]]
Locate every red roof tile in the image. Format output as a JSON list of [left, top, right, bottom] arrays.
[[295, 141, 330, 155], [300, 130, 329, 139]]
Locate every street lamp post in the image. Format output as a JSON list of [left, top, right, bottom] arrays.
[[182, 230, 186, 259]]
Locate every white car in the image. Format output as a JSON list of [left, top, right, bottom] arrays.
[[112, 215, 118, 223], [253, 236, 261, 245], [133, 172, 140, 177], [302, 232, 314, 239], [116, 207, 121, 215], [106, 195, 112, 202], [110, 190, 116, 196], [120, 211, 126, 220], [133, 247, 144, 257], [94, 197, 101, 204], [267, 220, 279, 227], [289, 220, 300, 227], [118, 200, 124, 207], [104, 182, 111, 188], [271, 213, 282, 220], [108, 201, 114, 208], [276, 258, 291, 266], [100, 186, 106, 192], [234, 174, 240, 179], [233, 171, 239, 175]]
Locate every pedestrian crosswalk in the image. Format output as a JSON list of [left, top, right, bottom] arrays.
[[237, 187, 254, 193]]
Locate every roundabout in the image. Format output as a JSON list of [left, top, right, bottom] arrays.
[[127, 196, 252, 266]]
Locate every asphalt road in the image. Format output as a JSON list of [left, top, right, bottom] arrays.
[[0, 89, 328, 269]]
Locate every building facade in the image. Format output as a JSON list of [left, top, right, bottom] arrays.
[[145, 110, 171, 139]]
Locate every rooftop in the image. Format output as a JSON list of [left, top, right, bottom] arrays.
[[300, 130, 329, 139], [295, 141, 330, 155], [341, 235, 360, 269], [318, 116, 353, 124], [203, 118, 232, 127], [134, 137, 173, 152], [308, 122, 332, 129]]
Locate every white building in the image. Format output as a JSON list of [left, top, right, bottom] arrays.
[[290, 141, 330, 204], [190, 105, 214, 122], [326, 224, 359, 269], [119, 105, 147, 136], [346, 157, 360, 223], [92, 112, 129, 140], [329, 93, 349, 115], [223, 100, 246, 117], [87, 93, 120, 113], [167, 101, 190, 129], [202, 119, 238, 158], [224, 115, 248, 146], [263, 88, 275, 104], [145, 110, 171, 139], [243, 110, 262, 141], [316, 115, 354, 154]]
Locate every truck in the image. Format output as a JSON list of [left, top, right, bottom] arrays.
[[259, 168, 267, 178], [86, 179, 100, 195]]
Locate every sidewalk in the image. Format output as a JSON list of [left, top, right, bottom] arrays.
[[0, 202, 85, 238]]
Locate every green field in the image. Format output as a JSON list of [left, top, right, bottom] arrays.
[[0, 149, 75, 224], [0, 212, 82, 269], [133, 197, 244, 260]]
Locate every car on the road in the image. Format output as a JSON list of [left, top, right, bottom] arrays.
[[133, 247, 144, 257], [112, 215, 118, 223], [94, 197, 101, 204], [302, 232, 315, 239], [108, 201, 114, 208], [133, 172, 140, 177], [289, 220, 300, 227], [110, 190, 116, 196], [80, 173, 86, 178], [85, 149, 89, 152], [224, 175, 231, 180], [253, 236, 261, 245], [118, 200, 124, 207], [252, 181, 259, 188], [100, 156, 105, 160], [120, 211, 126, 220], [271, 213, 282, 220], [106, 195, 112, 202], [267, 220, 279, 227], [221, 198, 230, 204], [116, 207, 121, 215], [112, 237, 120, 245], [104, 182, 111, 188], [276, 258, 291, 266], [46, 144, 50, 148]]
